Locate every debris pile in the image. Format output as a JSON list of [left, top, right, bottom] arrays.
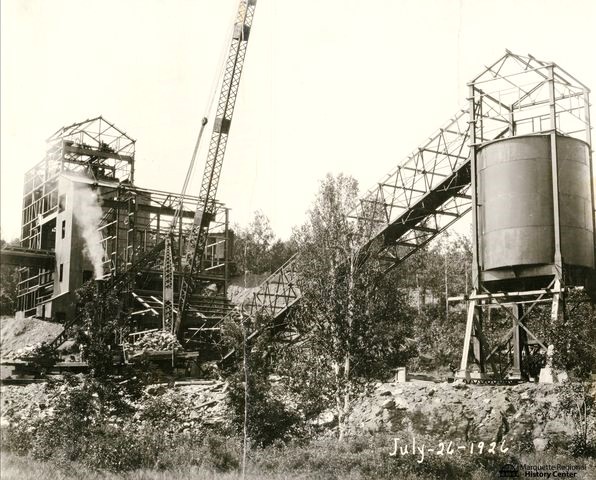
[[0, 317, 63, 359], [124, 331, 183, 356], [3, 342, 59, 365], [135, 381, 230, 432], [4, 343, 43, 360], [0, 382, 48, 427], [0, 380, 230, 433]]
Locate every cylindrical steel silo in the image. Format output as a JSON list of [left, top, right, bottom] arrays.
[[477, 134, 594, 290]]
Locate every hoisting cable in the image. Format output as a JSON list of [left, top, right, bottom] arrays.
[[168, 0, 239, 234]]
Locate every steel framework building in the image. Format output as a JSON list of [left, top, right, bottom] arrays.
[[5, 117, 233, 346]]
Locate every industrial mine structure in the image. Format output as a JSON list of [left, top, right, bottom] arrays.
[[1, 0, 594, 383], [3, 117, 233, 347], [222, 50, 595, 382]]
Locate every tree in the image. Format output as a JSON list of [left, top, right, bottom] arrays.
[[73, 281, 125, 378], [232, 210, 274, 276], [225, 312, 303, 448], [0, 235, 20, 316], [232, 210, 296, 276], [287, 173, 415, 439], [530, 290, 596, 381], [397, 233, 473, 372]]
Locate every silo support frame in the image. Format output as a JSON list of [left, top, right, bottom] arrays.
[[550, 279, 563, 323], [457, 297, 484, 378], [510, 304, 524, 380], [453, 283, 578, 381]]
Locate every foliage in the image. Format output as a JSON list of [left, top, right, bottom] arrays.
[[251, 435, 523, 480], [226, 313, 304, 447], [0, 236, 20, 315], [397, 232, 473, 373], [3, 375, 134, 468], [139, 392, 184, 425], [547, 292, 596, 380], [24, 342, 60, 374], [3, 420, 240, 474], [73, 281, 126, 377], [3, 444, 596, 480], [520, 290, 596, 381], [1, 373, 240, 473], [232, 210, 296, 276], [557, 381, 596, 457], [284, 174, 416, 438]]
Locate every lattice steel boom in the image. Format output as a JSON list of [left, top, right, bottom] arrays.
[[176, 0, 257, 335], [220, 110, 474, 359]]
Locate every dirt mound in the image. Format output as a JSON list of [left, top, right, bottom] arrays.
[[0, 316, 63, 358]]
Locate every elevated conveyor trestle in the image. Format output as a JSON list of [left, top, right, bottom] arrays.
[[220, 109, 475, 360], [221, 50, 592, 362]]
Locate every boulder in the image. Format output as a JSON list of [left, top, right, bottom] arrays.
[[533, 437, 549, 452]]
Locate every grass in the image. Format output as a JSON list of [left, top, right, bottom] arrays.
[[3, 435, 595, 480], [0, 450, 327, 480]]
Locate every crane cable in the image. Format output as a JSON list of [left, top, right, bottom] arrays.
[[169, 0, 240, 234]]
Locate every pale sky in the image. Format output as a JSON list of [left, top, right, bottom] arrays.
[[2, 0, 595, 242]]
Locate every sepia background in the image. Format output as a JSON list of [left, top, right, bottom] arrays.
[[2, 0, 595, 243]]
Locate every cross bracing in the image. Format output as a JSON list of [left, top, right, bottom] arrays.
[[219, 50, 592, 360]]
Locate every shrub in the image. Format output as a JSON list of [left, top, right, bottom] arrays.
[[247, 435, 523, 480], [557, 381, 595, 457], [1, 372, 244, 473], [228, 368, 304, 447]]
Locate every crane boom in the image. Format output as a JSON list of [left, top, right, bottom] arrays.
[[176, 0, 257, 335], [46, 0, 258, 351]]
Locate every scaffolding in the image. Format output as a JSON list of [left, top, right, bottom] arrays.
[[17, 117, 136, 316], [16, 117, 233, 339], [456, 51, 594, 381]]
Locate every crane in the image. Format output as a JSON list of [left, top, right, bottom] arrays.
[[46, 0, 257, 353], [169, 0, 257, 337]]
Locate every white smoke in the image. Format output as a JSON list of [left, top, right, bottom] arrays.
[[72, 182, 105, 279]]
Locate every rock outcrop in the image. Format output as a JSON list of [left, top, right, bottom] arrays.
[[345, 381, 579, 451]]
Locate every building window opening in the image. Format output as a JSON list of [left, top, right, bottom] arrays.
[[41, 218, 56, 250], [61, 220, 66, 239], [59, 263, 64, 282]]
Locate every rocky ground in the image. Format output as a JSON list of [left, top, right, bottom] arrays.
[[343, 381, 587, 452], [0, 379, 230, 430], [2, 376, 590, 454], [0, 316, 591, 454], [0, 316, 63, 358]]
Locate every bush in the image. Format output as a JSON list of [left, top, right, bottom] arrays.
[[1, 373, 242, 473], [249, 435, 518, 480], [228, 366, 304, 447], [201, 435, 241, 472], [1, 422, 34, 456], [557, 381, 595, 457]]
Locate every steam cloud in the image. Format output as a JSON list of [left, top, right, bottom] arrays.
[[72, 182, 105, 279]]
